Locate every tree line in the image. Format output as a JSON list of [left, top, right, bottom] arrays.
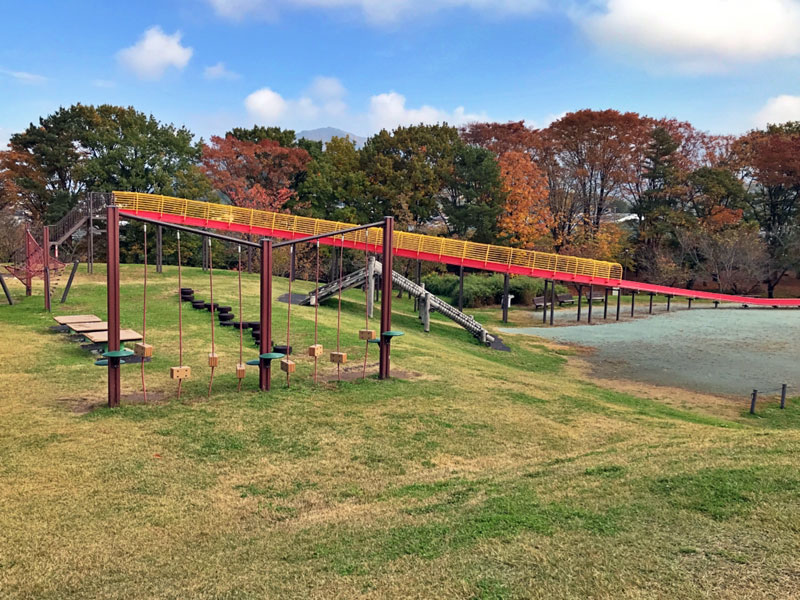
[[2, 103, 799, 297]]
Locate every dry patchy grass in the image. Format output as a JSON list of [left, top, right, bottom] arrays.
[[1, 264, 799, 599]]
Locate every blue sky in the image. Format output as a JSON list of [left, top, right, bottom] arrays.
[[3, 0, 800, 147]]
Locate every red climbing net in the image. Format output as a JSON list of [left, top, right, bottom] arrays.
[[4, 230, 67, 285]]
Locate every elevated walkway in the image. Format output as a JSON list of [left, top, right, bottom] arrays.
[[113, 192, 623, 287]]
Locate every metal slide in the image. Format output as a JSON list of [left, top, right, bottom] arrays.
[[300, 260, 495, 345]]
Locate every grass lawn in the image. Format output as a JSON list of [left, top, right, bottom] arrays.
[[1, 263, 799, 599]]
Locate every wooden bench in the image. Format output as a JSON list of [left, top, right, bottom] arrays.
[[557, 294, 575, 305], [533, 296, 550, 310], [580, 292, 605, 303]]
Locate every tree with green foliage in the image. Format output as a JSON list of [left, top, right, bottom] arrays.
[[440, 142, 505, 243], [634, 127, 682, 237], [0, 104, 210, 224], [226, 125, 297, 148], [0, 104, 93, 222], [360, 124, 461, 227], [297, 136, 367, 222], [81, 105, 206, 197]]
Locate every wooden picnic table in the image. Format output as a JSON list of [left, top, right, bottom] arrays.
[[53, 314, 102, 325], [83, 329, 142, 344], [69, 321, 109, 333]]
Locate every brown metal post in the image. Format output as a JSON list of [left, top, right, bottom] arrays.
[[649, 293, 654, 314], [379, 216, 394, 380], [458, 265, 464, 312], [616, 289, 621, 321], [107, 206, 121, 408], [576, 285, 582, 322], [156, 225, 163, 274], [260, 239, 273, 391], [25, 225, 32, 296], [414, 260, 421, 311], [87, 193, 94, 274], [542, 280, 548, 324], [603, 287, 609, 319], [502, 272, 509, 324], [588, 285, 593, 324], [630, 291, 636, 317], [42, 226, 51, 312], [549, 279, 555, 326]]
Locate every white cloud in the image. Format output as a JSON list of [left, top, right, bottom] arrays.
[[208, 0, 546, 23], [0, 68, 46, 84], [368, 91, 487, 131], [245, 77, 347, 124], [308, 76, 347, 116], [244, 78, 488, 134], [92, 79, 116, 88], [117, 27, 193, 80], [245, 87, 290, 121], [754, 94, 800, 127], [579, 0, 800, 71], [204, 61, 240, 80]]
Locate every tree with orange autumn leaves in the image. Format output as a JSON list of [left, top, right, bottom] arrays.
[[496, 151, 551, 247], [201, 135, 311, 212]]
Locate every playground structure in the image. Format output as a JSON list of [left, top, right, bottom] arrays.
[[102, 203, 401, 408], [112, 192, 800, 311], [15, 189, 800, 408], [2, 227, 79, 308]]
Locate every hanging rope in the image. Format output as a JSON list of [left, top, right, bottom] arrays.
[[237, 245, 244, 392], [208, 238, 216, 398], [176, 231, 184, 401], [362, 229, 370, 380], [285, 245, 293, 388], [141, 224, 148, 402], [313, 240, 320, 385], [336, 234, 345, 381]]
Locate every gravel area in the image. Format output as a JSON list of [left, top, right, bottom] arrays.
[[500, 307, 800, 397]]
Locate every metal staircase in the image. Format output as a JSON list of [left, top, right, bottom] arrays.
[[300, 260, 495, 345], [48, 193, 108, 247], [299, 269, 368, 305]]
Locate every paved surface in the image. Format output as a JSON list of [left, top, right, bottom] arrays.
[[500, 307, 800, 397]]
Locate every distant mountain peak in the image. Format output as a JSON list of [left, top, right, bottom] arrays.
[[296, 127, 367, 148]]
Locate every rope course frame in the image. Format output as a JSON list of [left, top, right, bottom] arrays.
[[103, 207, 399, 407]]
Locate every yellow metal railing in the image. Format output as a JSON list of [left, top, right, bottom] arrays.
[[113, 192, 623, 281]]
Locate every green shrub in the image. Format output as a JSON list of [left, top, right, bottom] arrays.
[[508, 277, 544, 305], [422, 272, 567, 308], [421, 272, 459, 297], [461, 275, 501, 307]]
